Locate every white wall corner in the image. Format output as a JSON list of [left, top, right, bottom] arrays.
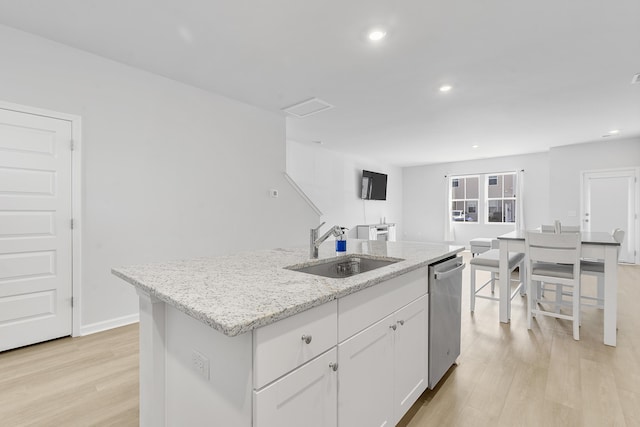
[[80, 313, 140, 336]]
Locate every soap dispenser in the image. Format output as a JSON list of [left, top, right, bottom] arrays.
[[336, 227, 348, 255]]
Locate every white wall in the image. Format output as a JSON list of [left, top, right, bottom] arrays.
[[403, 152, 549, 246], [549, 136, 640, 226], [0, 25, 318, 332], [286, 140, 403, 239], [404, 137, 640, 248]]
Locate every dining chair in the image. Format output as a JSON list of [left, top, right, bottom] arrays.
[[469, 249, 525, 312], [580, 228, 625, 308], [525, 230, 582, 340], [538, 224, 580, 306], [469, 237, 494, 257]]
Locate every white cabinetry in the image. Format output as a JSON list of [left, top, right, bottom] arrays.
[[253, 301, 337, 389], [356, 223, 396, 242], [393, 295, 428, 422], [338, 295, 428, 426], [253, 301, 338, 427], [138, 266, 430, 427], [256, 267, 429, 427], [338, 267, 427, 342], [338, 313, 394, 426], [254, 348, 338, 427]]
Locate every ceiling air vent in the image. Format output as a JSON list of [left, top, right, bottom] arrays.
[[282, 98, 334, 118], [632, 73, 640, 84]]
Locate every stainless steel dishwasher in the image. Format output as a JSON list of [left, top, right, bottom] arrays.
[[428, 256, 465, 389]]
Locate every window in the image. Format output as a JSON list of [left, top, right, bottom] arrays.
[[450, 176, 478, 222], [486, 173, 517, 223]]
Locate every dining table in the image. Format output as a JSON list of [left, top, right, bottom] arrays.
[[497, 230, 621, 346]]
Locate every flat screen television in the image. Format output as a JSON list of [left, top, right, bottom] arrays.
[[361, 170, 388, 200]]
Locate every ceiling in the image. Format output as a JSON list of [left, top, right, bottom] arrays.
[[0, 0, 638, 166]]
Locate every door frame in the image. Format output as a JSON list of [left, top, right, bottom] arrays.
[[0, 100, 83, 337], [580, 166, 639, 264]]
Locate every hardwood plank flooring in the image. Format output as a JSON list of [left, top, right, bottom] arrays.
[[1, 252, 637, 426], [399, 252, 640, 427], [0, 323, 139, 426]]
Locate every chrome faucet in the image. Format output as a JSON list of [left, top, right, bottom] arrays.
[[310, 222, 343, 258]]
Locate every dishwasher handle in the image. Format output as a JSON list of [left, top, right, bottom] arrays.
[[434, 262, 465, 280]]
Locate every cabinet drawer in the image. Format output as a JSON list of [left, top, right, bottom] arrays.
[[254, 300, 337, 389], [338, 267, 427, 342], [254, 348, 338, 427]]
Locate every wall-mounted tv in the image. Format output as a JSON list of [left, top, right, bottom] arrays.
[[361, 170, 388, 200]]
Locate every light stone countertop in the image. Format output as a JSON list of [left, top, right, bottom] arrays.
[[112, 239, 463, 337]]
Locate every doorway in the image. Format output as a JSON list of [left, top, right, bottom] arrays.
[[0, 102, 81, 351], [581, 168, 638, 264]]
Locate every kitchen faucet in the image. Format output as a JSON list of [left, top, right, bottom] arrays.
[[310, 222, 343, 258]]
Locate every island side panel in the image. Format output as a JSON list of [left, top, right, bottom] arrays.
[[137, 290, 167, 427], [164, 304, 253, 426]]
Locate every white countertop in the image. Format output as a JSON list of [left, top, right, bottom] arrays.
[[112, 239, 463, 337]]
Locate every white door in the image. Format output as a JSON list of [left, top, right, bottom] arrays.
[[0, 107, 73, 351], [582, 169, 638, 263]]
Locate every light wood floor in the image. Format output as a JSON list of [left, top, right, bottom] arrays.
[[399, 252, 640, 427], [0, 323, 139, 426], [1, 252, 638, 426]]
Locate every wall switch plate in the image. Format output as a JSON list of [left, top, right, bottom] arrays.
[[191, 350, 210, 380], [269, 189, 279, 198]]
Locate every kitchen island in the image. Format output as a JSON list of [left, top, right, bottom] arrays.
[[113, 239, 463, 427]]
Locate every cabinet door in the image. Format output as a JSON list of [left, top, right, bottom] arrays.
[[387, 224, 397, 242], [338, 314, 394, 427], [369, 227, 377, 241], [393, 295, 428, 424], [254, 348, 337, 427]]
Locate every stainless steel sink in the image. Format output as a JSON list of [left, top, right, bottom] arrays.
[[285, 255, 403, 279]]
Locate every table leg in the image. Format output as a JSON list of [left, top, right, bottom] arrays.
[[603, 245, 618, 346], [499, 239, 510, 323]]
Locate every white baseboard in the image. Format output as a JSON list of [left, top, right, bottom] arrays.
[[80, 313, 140, 336]]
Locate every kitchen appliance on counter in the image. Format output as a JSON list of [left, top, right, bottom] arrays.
[[356, 223, 397, 242], [428, 256, 465, 389]]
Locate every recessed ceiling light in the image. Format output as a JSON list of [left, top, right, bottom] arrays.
[[439, 85, 453, 92], [472, 144, 479, 149], [368, 30, 387, 41], [602, 129, 621, 137]]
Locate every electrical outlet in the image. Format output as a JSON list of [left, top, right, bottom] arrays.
[[191, 350, 210, 380]]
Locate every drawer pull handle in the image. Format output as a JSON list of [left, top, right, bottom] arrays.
[[329, 362, 338, 372], [397, 320, 405, 326], [301, 335, 312, 344], [389, 324, 397, 331]]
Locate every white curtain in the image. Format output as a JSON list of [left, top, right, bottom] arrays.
[[516, 169, 525, 231], [444, 175, 454, 242]]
